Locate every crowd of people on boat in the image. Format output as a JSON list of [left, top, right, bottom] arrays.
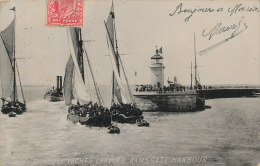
[[68, 102, 143, 119], [1, 98, 26, 114], [68, 103, 110, 117], [110, 103, 143, 118]]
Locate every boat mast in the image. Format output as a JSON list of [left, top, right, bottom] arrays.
[[78, 28, 84, 83], [13, 8, 17, 102], [16, 63, 26, 105], [111, 72, 115, 105], [113, 1, 120, 74], [111, 0, 118, 105], [194, 33, 197, 89], [190, 62, 192, 90], [82, 44, 104, 106], [110, 1, 135, 104], [118, 55, 135, 104]]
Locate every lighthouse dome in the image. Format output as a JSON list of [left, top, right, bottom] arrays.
[[151, 53, 163, 59]]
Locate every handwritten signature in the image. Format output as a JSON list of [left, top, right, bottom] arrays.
[[199, 16, 248, 55], [202, 22, 239, 40]]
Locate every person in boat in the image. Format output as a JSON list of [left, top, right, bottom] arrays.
[[1, 98, 8, 105]]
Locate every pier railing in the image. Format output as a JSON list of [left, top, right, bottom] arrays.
[[201, 85, 260, 90]]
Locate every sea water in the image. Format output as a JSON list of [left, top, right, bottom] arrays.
[[0, 86, 259, 166]]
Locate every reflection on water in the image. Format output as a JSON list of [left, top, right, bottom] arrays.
[[0, 87, 260, 166]]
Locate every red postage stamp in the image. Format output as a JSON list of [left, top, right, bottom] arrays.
[[46, 0, 84, 27]]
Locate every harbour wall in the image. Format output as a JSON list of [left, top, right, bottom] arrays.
[[133, 91, 198, 112], [198, 88, 260, 99]]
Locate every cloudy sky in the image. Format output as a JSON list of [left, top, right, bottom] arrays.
[[0, 0, 259, 86]]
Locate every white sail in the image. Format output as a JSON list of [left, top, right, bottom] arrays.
[[73, 65, 91, 104], [64, 56, 74, 105], [107, 34, 129, 104], [67, 28, 91, 104], [82, 52, 97, 103], [0, 37, 14, 100]]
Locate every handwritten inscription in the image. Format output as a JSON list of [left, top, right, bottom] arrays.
[[169, 3, 259, 22], [200, 17, 248, 55], [169, 3, 214, 22], [202, 17, 246, 40]]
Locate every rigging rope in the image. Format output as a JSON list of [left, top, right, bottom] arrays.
[[15, 61, 26, 105]]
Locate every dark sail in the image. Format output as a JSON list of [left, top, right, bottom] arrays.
[[69, 27, 84, 79], [0, 20, 17, 101], [106, 4, 115, 48], [1, 20, 14, 60]]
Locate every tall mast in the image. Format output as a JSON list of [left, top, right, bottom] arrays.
[[105, 1, 135, 104], [104, 25, 115, 105], [190, 62, 192, 90], [111, 72, 114, 105], [112, 1, 120, 74], [83, 44, 103, 105], [16, 62, 26, 104], [118, 55, 135, 104], [194, 33, 197, 88], [78, 28, 84, 83], [13, 8, 17, 102], [11, 7, 26, 104], [108, 0, 118, 104]]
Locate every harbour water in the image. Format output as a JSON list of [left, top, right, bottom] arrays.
[[0, 86, 259, 166]]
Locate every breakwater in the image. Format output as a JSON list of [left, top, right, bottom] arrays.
[[198, 88, 260, 99], [133, 91, 201, 111]]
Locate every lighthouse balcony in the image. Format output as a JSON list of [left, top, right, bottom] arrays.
[[150, 63, 165, 68]]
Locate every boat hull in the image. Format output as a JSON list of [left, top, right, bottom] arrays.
[[112, 114, 141, 124], [67, 112, 111, 127], [134, 91, 205, 112], [1, 102, 26, 115], [44, 94, 63, 102]]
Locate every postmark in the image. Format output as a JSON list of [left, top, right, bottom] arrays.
[[46, 0, 84, 27]]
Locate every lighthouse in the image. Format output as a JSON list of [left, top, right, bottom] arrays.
[[150, 47, 165, 88]]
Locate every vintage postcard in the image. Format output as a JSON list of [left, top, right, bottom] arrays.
[[0, 0, 259, 166]]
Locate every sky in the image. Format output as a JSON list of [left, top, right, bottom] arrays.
[[0, 0, 259, 86]]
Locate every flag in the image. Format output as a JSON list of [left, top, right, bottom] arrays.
[[10, 7, 15, 11], [158, 47, 162, 54]]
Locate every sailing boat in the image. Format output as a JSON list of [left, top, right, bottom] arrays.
[[193, 33, 205, 110], [64, 27, 111, 127], [105, 2, 148, 126], [0, 7, 26, 116]]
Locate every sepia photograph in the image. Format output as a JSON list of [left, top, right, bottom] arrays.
[[0, 0, 259, 165]]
